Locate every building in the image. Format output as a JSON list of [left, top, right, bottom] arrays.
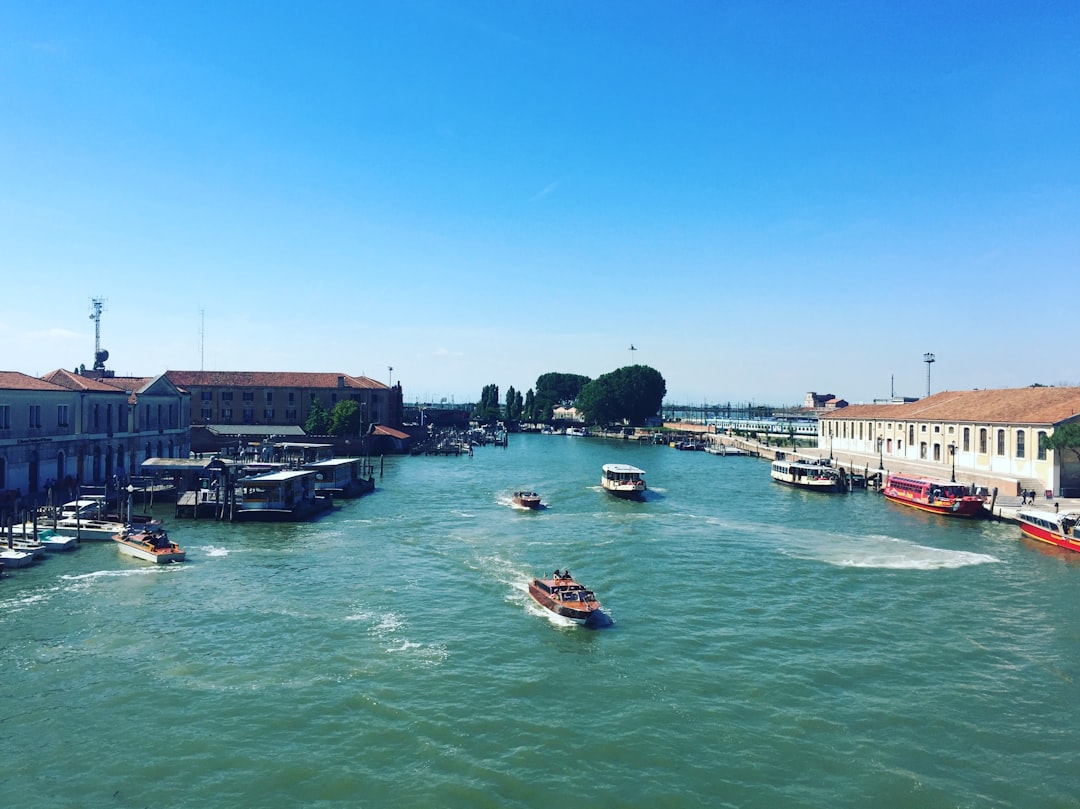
[[0, 369, 190, 506], [164, 371, 401, 433], [818, 387, 1080, 497]]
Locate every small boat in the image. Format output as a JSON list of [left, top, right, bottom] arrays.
[[58, 497, 163, 531], [770, 458, 844, 493], [512, 491, 542, 509], [566, 427, 590, 437], [48, 517, 132, 541], [705, 444, 749, 456], [528, 570, 605, 625], [882, 474, 986, 517], [601, 464, 646, 500], [2, 535, 49, 560], [1016, 508, 1080, 554], [7, 524, 80, 551], [0, 547, 36, 569], [113, 528, 186, 564]]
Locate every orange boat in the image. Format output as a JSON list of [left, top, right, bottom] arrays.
[[528, 570, 605, 625]]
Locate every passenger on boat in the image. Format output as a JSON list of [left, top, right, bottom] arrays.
[[553, 569, 562, 579]]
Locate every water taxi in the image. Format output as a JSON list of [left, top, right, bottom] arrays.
[[770, 458, 843, 492], [512, 491, 542, 509], [1016, 508, 1080, 554], [882, 474, 986, 517], [528, 570, 605, 625], [601, 464, 646, 500], [113, 528, 186, 564]]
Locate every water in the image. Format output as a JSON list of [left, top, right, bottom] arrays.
[[3, 435, 1079, 808]]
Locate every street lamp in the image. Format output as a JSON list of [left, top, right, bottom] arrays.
[[877, 437, 884, 470], [949, 443, 956, 482]]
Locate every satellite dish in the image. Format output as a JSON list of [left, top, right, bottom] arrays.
[[96, 349, 109, 363]]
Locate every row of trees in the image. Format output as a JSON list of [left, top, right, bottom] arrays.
[[472, 365, 667, 427]]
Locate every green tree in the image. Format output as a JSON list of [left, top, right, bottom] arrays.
[[305, 398, 331, 434], [505, 385, 524, 422], [523, 388, 536, 422], [329, 400, 363, 436], [575, 365, 666, 426], [474, 383, 501, 424], [1040, 422, 1080, 464]]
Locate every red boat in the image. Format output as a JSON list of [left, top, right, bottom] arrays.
[[883, 474, 986, 517], [1016, 508, 1080, 554], [528, 571, 604, 624]]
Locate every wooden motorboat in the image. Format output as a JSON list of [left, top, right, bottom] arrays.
[[113, 528, 186, 564], [528, 570, 605, 625], [512, 491, 542, 509]]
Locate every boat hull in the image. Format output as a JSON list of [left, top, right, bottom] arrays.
[[512, 493, 542, 509], [527, 577, 604, 625]]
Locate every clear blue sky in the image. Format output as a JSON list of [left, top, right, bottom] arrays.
[[3, 1, 1077, 406]]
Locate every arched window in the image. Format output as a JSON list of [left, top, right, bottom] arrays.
[[1037, 431, 1048, 460], [997, 429, 1006, 455], [1017, 430, 1026, 458], [963, 427, 970, 452], [979, 428, 988, 453]]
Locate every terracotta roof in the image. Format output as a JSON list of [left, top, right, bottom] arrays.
[[165, 371, 387, 390], [42, 368, 147, 393], [821, 388, 1080, 426], [373, 425, 410, 440], [0, 371, 70, 392]]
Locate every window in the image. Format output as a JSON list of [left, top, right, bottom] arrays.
[[963, 427, 970, 452], [908, 425, 915, 445], [265, 391, 273, 404], [288, 392, 295, 405], [222, 408, 233, 422], [920, 442, 928, 459], [1017, 430, 1025, 459], [221, 391, 233, 402], [263, 409, 274, 420], [29, 404, 42, 428], [243, 392, 254, 403], [242, 408, 254, 423], [286, 408, 297, 421], [201, 407, 212, 421], [979, 428, 987, 453], [57, 404, 69, 427], [997, 429, 1006, 455], [0, 404, 10, 429], [1038, 431, 1048, 460], [201, 391, 213, 402]]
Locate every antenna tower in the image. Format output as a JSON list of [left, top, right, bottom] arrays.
[[89, 297, 109, 371], [200, 309, 205, 371]]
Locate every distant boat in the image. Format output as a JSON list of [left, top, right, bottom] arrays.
[[113, 528, 186, 564], [512, 491, 542, 509], [705, 444, 749, 456], [235, 469, 334, 522], [770, 458, 843, 493], [601, 464, 646, 500], [566, 427, 590, 437], [883, 474, 985, 517], [1016, 508, 1080, 554], [528, 570, 605, 625]]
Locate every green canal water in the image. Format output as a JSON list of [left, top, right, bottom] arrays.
[[3, 435, 1079, 808]]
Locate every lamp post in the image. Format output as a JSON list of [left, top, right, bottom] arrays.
[[949, 443, 956, 482], [877, 437, 884, 470]]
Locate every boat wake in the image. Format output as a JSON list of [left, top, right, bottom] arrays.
[[201, 545, 230, 557], [782, 532, 1000, 570]]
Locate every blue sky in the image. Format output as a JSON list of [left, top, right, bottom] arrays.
[[2, 1, 1078, 406]]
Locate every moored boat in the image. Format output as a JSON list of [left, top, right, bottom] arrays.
[[1016, 508, 1080, 554], [113, 528, 186, 564], [48, 517, 132, 541], [882, 474, 986, 517], [770, 458, 843, 492], [601, 464, 646, 499], [0, 548, 35, 569], [528, 570, 605, 625], [705, 444, 749, 456], [512, 491, 542, 509]]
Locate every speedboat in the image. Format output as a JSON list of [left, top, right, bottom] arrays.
[[512, 491, 542, 509], [528, 570, 605, 625], [113, 528, 186, 564], [7, 524, 80, 551], [600, 464, 646, 499], [0, 547, 36, 568]]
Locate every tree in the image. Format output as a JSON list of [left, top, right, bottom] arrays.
[[329, 400, 363, 436], [1041, 422, 1080, 464], [305, 398, 331, 434], [534, 372, 591, 419], [474, 383, 501, 424], [575, 365, 666, 426], [523, 388, 536, 422], [504, 385, 524, 422]]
